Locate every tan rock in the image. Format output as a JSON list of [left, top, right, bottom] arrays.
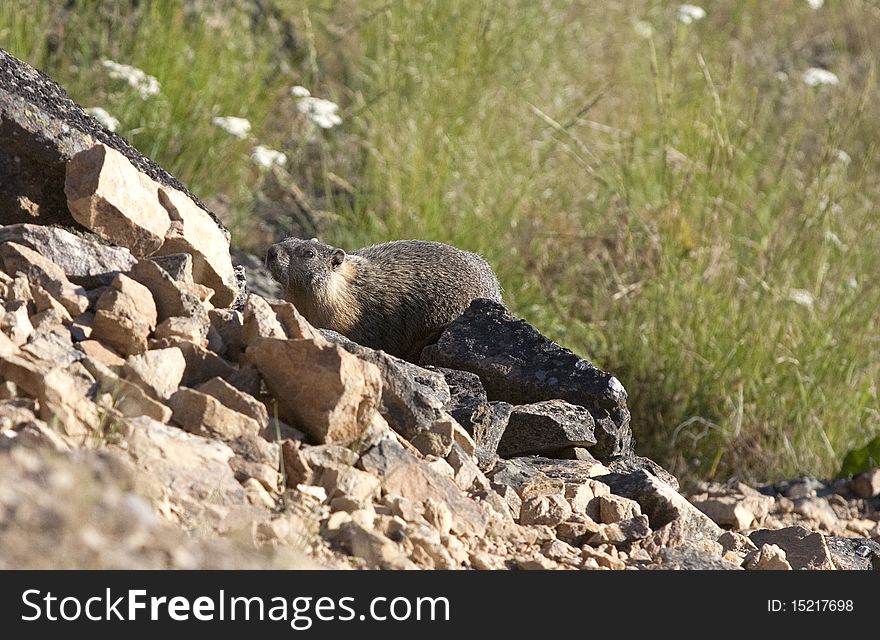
[[588, 515, 651, 546], [153, 185, 238, 307], [556, 516, 602, 546], [267, 299, 324, 341], [76, 340, 125, 367], [123, 347, 186, 400], [337, 521, 414, 569], [690, 493, 773, 530], [718, 530, 759, 559], [852, 469, 880, 498], [92, 274, 158, 356], [242, 295, 287, 344], [196, 377, 268, 429], [581, 545, 626, 570], [281, 440, 313, 486], [170, 341, 237, 388], [82, 357, 172, 423], [0, 242, 88, 316], [598, 494, 642, 524], [1, 301, 33, 345], [30, 281, 73, 322], [749, 526, 836, 570], [168, 387, 261, 440], [249, 338, 382, 444], [129, 259, 209, 322], [745, 544, 792, 570], [520, 494, 573, 526], [65, 144, 171, 256], [154, 316, 208, 346], [316, 465, 381, 503], [229, 457, 280, 492]]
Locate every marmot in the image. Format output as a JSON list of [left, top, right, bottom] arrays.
[[266, 237, 502, 360]]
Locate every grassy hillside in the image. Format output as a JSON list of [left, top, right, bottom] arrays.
[[3, 0, 879, 482]]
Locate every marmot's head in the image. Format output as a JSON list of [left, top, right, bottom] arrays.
[[266, 237, 346, 296]]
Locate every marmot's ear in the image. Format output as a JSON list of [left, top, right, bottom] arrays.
[[331, 248, 346, 267]]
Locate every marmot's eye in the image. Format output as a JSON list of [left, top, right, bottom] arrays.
[[304, 249, 316, 259]]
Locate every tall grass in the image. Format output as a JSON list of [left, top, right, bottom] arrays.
[[3, 0, 879, 482]]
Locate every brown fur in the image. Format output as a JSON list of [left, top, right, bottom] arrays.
[[265, 238, 502, 360]]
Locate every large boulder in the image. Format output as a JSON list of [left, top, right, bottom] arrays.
[[421, 299, 632, 459]]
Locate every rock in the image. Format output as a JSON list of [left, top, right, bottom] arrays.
[[749, 526, 836, 570], [792, 497, 839, 531], [490, 456, 611, 502], [336, 521, 414, 569], [1, 48, 218, 231], [76, 339, 125, 367], [852, 469, 880, 498], [520, 494, 573, 526], [640, 518, 724, 559], [208, 309, 244, 359], [497, 400, 596, 457], [154, 316, 208, 346], [168, 387, 261, 440], [824, 537, 880, 570], [123, 347, 185, 400], [597, 470, 722, 542], [65, 144, 171, 256], [581, 545, 626, 570], [445, 443, 485, 492], [323, 329, 452, 441], [149, 253, 193, 283], [718, 531, 759, 559], [744, 544, 792, 570], [316, 465, 381, 503], [267, 299, 324, 341], [604, 454, 680, 491], [229, 457, 280, 492], [242, 295, 288, 344], [359, 435, 489, 537], [81, 357, 171, 423], [196, 377, 268, 429], [152, 185, 238, 307], [598, 494, 642, 524], [248, 338, 382, 444], [421, 299, 632, 459], [157, 340, 237, 388], [129, 259, 207, 323], [92, 274, 157, 356], [689, 493, 774, 530], [0, 241, 88, 316], [431, 366, 488, 428], [556, 517, 602, 546], [0, 224, 135, 288], [471, 401, 513, 469], [656, 546, 742, 570], [1, 301, 33, 345], [588, 515, 651, 545]]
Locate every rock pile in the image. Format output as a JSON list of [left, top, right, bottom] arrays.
[[1, 47, 877, 570]]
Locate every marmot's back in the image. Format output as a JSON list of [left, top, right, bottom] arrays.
[[266, 237, 502, 361]]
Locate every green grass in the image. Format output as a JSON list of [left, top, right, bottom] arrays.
[[3, 0, 880, 483]]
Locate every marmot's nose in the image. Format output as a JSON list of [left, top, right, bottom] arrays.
[[266, 245, 279, 265]]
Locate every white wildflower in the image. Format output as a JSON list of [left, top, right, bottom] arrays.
[[846, 276, 858, 290], [85, 106, 120, 132], [634, 21, 654, 39], [296, 97, 342, 129], [291, 85, 311, 98], [102, 59, 160, 99], [806, 0, 824, 9], [212, 116, 252, 139], [676, 5, 706, 24], [802, 67, 839, 86], [775, 70, 789, 82], [251, 145, 287, 168], [788, 289, 815, 309], [833, 149, 851, 165], [823, 230, 845, 249]]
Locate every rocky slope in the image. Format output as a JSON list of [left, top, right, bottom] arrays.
[[1, 47, 878, 570]]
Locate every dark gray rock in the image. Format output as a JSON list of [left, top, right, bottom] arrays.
[[497, 400, 596, 458], [471, 401, 513, 470], [149, 253, 193, 283], [0, 47, 224, 232], [429, 366, 487, 429], [321, 329, 450, 439], [596, 470, 722, 541], [824, 537, 880, 571], [604, 454, 679, 491], [655, 546, 742, 570], [0, 223, 135, 288], [420, 299, 632, 459]]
